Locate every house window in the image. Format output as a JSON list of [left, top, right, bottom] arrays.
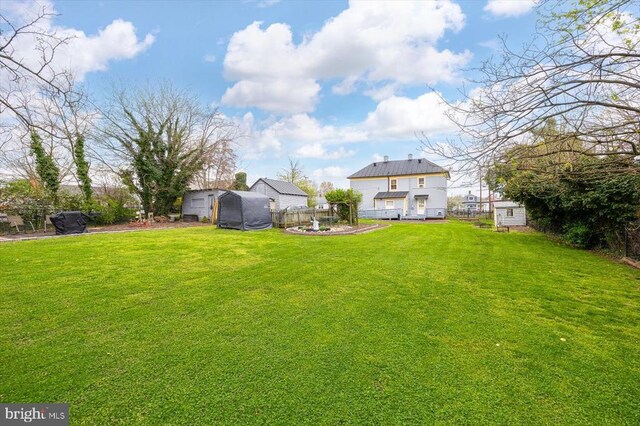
[[417, 177, 425, 188], [390, 179, 397, 190], [191, 198, 204, 208], [385, 200, 395, 209], [507, 208, 514, 217]]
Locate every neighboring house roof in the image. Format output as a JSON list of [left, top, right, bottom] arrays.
[[348, 158, 448, 179], [374, 191, 409, 199], [316, 197, 328, 204], [251, 178, 308, 196]]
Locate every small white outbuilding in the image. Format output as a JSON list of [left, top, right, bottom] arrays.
[[493, 200, 527, 226]]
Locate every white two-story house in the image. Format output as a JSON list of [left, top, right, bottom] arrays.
[[462, 191, 480, 212], [348, 155, 449, 219]]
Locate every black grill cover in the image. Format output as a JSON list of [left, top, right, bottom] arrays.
[[217, 191, 272, 231], [50, 211, 90, 235]]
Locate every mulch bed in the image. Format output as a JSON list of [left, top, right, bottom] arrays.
[[284, 223, 387, 236], [0, 221, 209, 242]]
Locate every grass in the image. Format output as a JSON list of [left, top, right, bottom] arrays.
[[1, 221, 639, 424]]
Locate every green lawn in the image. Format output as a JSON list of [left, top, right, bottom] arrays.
[[1, 222, 639, 424]]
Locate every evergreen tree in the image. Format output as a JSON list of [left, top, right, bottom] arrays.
[[232, 172, 249, 191]]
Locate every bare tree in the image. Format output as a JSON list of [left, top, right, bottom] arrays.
[[0, 78, 95, 194], [0, 3, 75, 146], [192, 132, 238, 190], [95, 84, 239, 215], [318, 181, 335, 196], [277, 157, 307, 184], [277, 157, 317, 206], [422, 0, 640, 180]]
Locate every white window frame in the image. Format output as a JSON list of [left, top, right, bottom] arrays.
[[191, 197, 205, 208], [506, 208, 514, 217], [390, 179, 397, 190], [417, 177, 425, 188], [385, 200, 395, 209]]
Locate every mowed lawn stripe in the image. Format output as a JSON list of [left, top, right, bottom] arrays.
[[1, 222, 638, 424]]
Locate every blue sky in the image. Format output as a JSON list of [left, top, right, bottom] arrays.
[[8, 0, 541, 194]]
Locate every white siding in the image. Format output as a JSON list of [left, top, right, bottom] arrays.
[[350, 178, 388, 210], [182, 190, 219, 220], [250, 181, 307, 210], [494, 206, 526, 226], [351, 174, 447, 217]]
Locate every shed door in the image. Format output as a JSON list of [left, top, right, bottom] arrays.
[[208, 195, 216, 222]]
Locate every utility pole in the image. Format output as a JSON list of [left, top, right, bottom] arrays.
[[479, 165, 482, 214]]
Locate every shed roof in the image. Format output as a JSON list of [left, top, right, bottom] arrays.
[[184, 188, 224, 193], [222, 190, 269, 199], [374, 191, 409, 199], [251, 178, 308, 196], [348, 158, 448, 179], [493, 200, 524, 208]]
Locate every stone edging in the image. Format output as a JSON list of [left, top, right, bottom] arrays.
[[283, 223, 387, 236]]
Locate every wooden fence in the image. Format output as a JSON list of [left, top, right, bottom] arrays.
[[448, 210, 493, 220], [271, 207, 336, 228]]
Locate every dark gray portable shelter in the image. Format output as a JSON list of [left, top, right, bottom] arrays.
[[217, 191, 272, 231]]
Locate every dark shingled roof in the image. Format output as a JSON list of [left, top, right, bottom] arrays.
[[348, 158, 448, 179], [251, 178, 308, 196], [374, 191, 409, 199]]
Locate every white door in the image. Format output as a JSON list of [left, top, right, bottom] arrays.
[[417, 198, 426, 214]]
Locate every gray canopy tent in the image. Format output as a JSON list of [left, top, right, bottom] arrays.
[[217, 191, 273, 231]]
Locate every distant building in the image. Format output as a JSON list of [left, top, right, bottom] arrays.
[[315, 196, 329, 210], [462, 191, 480, 212], [462, 191, 494, 212], [249, 178, 308, 210]]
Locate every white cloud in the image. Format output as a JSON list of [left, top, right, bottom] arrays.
[[311, 166, 350, 188], [484, 0, 537, 18], [233, 89, 460, 160], [1, 0, 154, 81], [234, 112, 282, 159], [221, 1, 470, 114], [363, 83, 399, 102], [363, 92, 456, 138], [256, 0, 280, 8], [295, 143, 356, 159], [222, 78, 320, 114], [203, 54, 216, 63]]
